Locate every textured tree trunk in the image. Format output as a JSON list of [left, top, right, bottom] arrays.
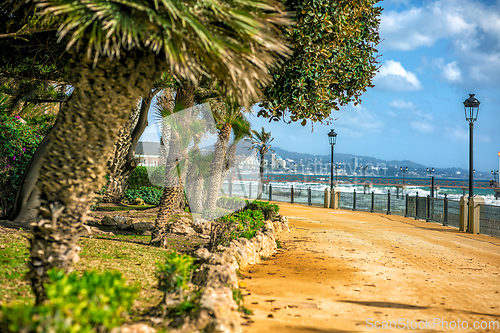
[[150, 84, 194, 247], [101, 101, 141, 203], [204, 123, 232, 215], [257, 151, 265, 200], [219, 142, 237, 195], [28, 50, 164, 304]]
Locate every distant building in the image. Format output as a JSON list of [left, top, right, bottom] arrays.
[[135, 141, 162, 166]]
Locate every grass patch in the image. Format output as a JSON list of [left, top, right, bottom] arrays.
[[0, 231, 33, 305], [96, 205, 156, 212]]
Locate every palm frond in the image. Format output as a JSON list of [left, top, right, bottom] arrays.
[[32, 0, 292, 107]]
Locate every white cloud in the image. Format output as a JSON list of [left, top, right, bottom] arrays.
[[444, 125, 468, 141], [412, 110, 434, 122], [335, 104, 384, 136], [380, 0, 500, 87], [411, 121, 434, 133], [389, 99, 416, 109], [374, 60, 422, 91]]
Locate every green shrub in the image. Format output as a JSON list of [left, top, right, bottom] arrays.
[[127, 166, 152, 189], [146, 165, 166, 187], [124, 186, 163, 205], [156, 252, 196, 296], [216, 196, 247, 211], [0, 269, 138, 333], [209, 209, 265, 249], [245, 200, 279, 220], [0, 114, 55, 217]]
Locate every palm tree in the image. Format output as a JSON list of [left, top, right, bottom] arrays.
[[203, 103, 247, 216], [219, 115, 251, 192], [246, 127, 274, 199], [20, 0, 290, 303], [185, 149, 213, 214]]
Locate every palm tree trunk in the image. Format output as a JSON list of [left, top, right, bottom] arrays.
[[258, 152, 265, 200], [204, 123, 231, 214], [150, 84, 194, 247], [101, 100, 142, 203], [219, 142, 237, 195], [28, 50, 164, 304]]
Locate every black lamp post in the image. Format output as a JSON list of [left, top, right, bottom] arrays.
[[492, 170, 499, 183], [427, 167, 435, 197], [463, 93, 480, 232], [328, 129, 337, 189], [400, 166, 408, 185]]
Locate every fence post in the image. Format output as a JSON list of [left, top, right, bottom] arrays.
[[269, 184, 272, 201], [443, 194, 448, 226], [415, 193, 419, 220], [308, 187, 312, 206], [405, 194, 409, 217], [387, 190, 391, 215], [324, 188, 331, 208], [291, 185, 294, 204], [426, 195, 430, 222], [371, 192, 375, 213], [352, 190, 356, 211]]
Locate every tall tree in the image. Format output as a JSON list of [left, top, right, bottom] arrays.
[[203, 103, 246, 216], [259, 0, 382, 125], [246, 127, 274, 199], [7, 0, 291, 303]]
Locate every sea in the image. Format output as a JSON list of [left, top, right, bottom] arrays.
[[225, 178, 500, 207]]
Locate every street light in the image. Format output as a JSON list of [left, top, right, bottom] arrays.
[[492, 170, 499, 183], [427, 167, 435, 197], [463, 93, 480, 232], [328, 129, 337, 189], [400, 166, 408, 185]]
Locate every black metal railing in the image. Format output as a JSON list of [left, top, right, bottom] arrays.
[[254, 184, 499, 239]]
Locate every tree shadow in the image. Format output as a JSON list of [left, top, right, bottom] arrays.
[[339, 300, 429, 309]]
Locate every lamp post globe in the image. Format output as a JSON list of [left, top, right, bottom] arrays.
[[328, 129, 337, 189], [463, 93, 480, 232]]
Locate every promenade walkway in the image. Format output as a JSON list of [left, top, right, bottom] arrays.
[[240, 203, 500, 332]]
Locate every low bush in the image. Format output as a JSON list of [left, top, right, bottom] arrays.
[[209, 209, 265, 249], [216, 196, 247, 211], [245, 200, 279, 220], [0, 269, 137, 333], [127, 166, 152, 189], [0, 114, 55, 217], [124, 187, 163, 205]]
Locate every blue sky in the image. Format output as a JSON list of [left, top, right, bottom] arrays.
[[250, 0, 500, 172]]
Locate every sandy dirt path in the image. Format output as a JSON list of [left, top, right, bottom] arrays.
[[239, 203, 500, 332]]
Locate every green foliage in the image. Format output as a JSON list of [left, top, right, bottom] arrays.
[[231, 287, 253, 314], [0, 269, 138, 333], [216, 196, 247, 211], [0, 113, 56, 216], [259, 0, 382, 124], [156, 252, 196, 296], [124, 187, 163, 205], [147, 165, 167, 187], [127, 166, 153, 189], [209, 209, 265, 249], [276, 239, 283, 249], [245, 200, 279, 221]]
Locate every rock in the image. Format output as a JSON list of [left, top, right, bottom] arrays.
[[134, 197, 145, 205], [131, 222, 154, 231], [204, 318, 239, 333], [193, 247, 213, 261], [200, 287, 239, 320], [194, 218, 211, 234], [178, 217, 194, 225], [114, 216, 128, 224], [193, 264, 239, 289], [118, 323, 156, 333], [168, 221, 196, 236]]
